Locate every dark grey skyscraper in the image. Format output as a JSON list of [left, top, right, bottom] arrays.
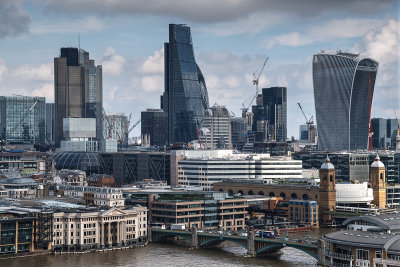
[[141, 109, 168, 147], [54, 47, 102, 147], [45, 103, 55, 144], [313, 52, 378, 151], [163, 24, 209, 144], [251, 87, 287, 143]]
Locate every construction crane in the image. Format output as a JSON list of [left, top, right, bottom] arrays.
[[241, 56, 269, 113], [102, 108, 113, 139], [119, 119, 141, 146], [297, 103, 314, 142]]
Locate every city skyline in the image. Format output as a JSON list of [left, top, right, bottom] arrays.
[[0, 0, 398, 139]]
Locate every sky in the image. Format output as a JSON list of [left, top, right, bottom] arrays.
[[0, 0, 399, 139]]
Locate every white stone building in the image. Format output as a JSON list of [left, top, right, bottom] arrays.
[[52, 207, 147, 251]]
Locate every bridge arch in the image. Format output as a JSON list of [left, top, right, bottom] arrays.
[[238, 190, 244, 195], [302, 194, 309, 200], [199, 237, 248, 250], [287, 244, 319, 260], [280, 192, 286, 200], [291, 193, 297, 199], [248, 190, 254, 195], [256, 243, 284, 254], [153, 232, 192, 243]]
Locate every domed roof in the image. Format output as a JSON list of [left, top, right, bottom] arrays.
[[54, 152, 100, 174], [320, 155, 335, 169], [371, 154, 385, 168]]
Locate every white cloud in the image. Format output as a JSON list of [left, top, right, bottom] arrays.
[[139, 48, 163, 74], [32, 83, 54, 101], [109, 86, 118, 101], [11, 63, 52, 81], [31, 16, 104, 34], [0, 58, 7, 82], [141, 75, 163, 93], [101, 47, 126, 76], [0, 0, 30, 38], [267, 18, 384, 48]]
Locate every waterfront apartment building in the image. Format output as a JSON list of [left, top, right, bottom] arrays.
[[150, 193, 247, 231], [0, 207, 53, 255], [163, 24, 209, 144], [313, 51, 378, 151], [288, 200, 319, 228], [200, 104, 232, 149], [52, 207, 147, 251], [323, 213, 400, 267], [175, 150, 302, 191], [0, 95, 46, 145]]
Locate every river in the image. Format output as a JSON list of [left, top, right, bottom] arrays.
[[2, 241, 318, 267]]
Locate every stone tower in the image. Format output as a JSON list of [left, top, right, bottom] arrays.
[[319, 155, 336, 224], [370, 154, 386, 209]]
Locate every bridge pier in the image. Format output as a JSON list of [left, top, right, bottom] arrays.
[[317, 239, 325, 266], [247, 230, 256, 257], [191, 228, 199, 249]]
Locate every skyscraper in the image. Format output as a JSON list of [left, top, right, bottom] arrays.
[[200, 104, 232, 149], [141, 109, 168, 147], [54, 47, 102, 147], [163, 24, 209, 144], [251, 87, 287, 143], [0, 96, 46, 145], [313, 51, 378, 151], [45, 103, 55, 144]]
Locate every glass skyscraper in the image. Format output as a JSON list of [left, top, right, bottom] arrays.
[[313, 52, 378, 151], [0, 96, 46, 144], [163, 24, 209, 144]]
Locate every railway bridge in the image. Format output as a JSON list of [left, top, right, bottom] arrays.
[[150, 228, 324, 264]]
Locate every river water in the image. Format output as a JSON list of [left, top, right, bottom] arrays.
[[2, 241, 318, 267]]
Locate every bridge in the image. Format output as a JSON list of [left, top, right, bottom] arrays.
[[149, 228, 324, 264]]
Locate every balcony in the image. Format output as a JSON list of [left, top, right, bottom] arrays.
[[324, 260, 351, 267], [324, 250, 354, 260]]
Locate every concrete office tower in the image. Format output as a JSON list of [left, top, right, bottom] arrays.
[[54, 48, 85, 147], [54, 48, 103, 147], [0, 96, 46, 145], [201, 104, 232, 149], [163, 24, 209, 144], [371, 118, 399, 150], [79, 49, 103, 140], [141, 109, 168, 147], [313, 51, 378, 151]]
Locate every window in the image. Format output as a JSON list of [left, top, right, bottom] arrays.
[[375, 251, 381, 258], [356, 249, 369, 260]]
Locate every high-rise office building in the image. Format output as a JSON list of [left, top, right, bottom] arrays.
[[0, 96, 46, 144], [200, 104, 232, 149], [141, 109, 168, 147], [371, 118, 399, 150], [163, 24, 209, 144], [45, 103, 55, 144], [79, 49, 103, 139], [231, 117, 248, 149], [313, 51, 378, 151], [54, 47, 102, 147], [252, 87, 287, 143]]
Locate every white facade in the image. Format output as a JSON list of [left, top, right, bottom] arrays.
[[336, 182, 373, 204], [53, 207, 147, 250], [59, 185, 125, 208], [176, 150, 302, 191]]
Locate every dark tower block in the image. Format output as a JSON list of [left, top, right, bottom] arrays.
[[370, 154, 386, 209], [319, 155, 336, 224]]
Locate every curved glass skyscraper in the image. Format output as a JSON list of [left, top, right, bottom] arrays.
[[313, 52, 378, 151], [163, 24, 209, 144]]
